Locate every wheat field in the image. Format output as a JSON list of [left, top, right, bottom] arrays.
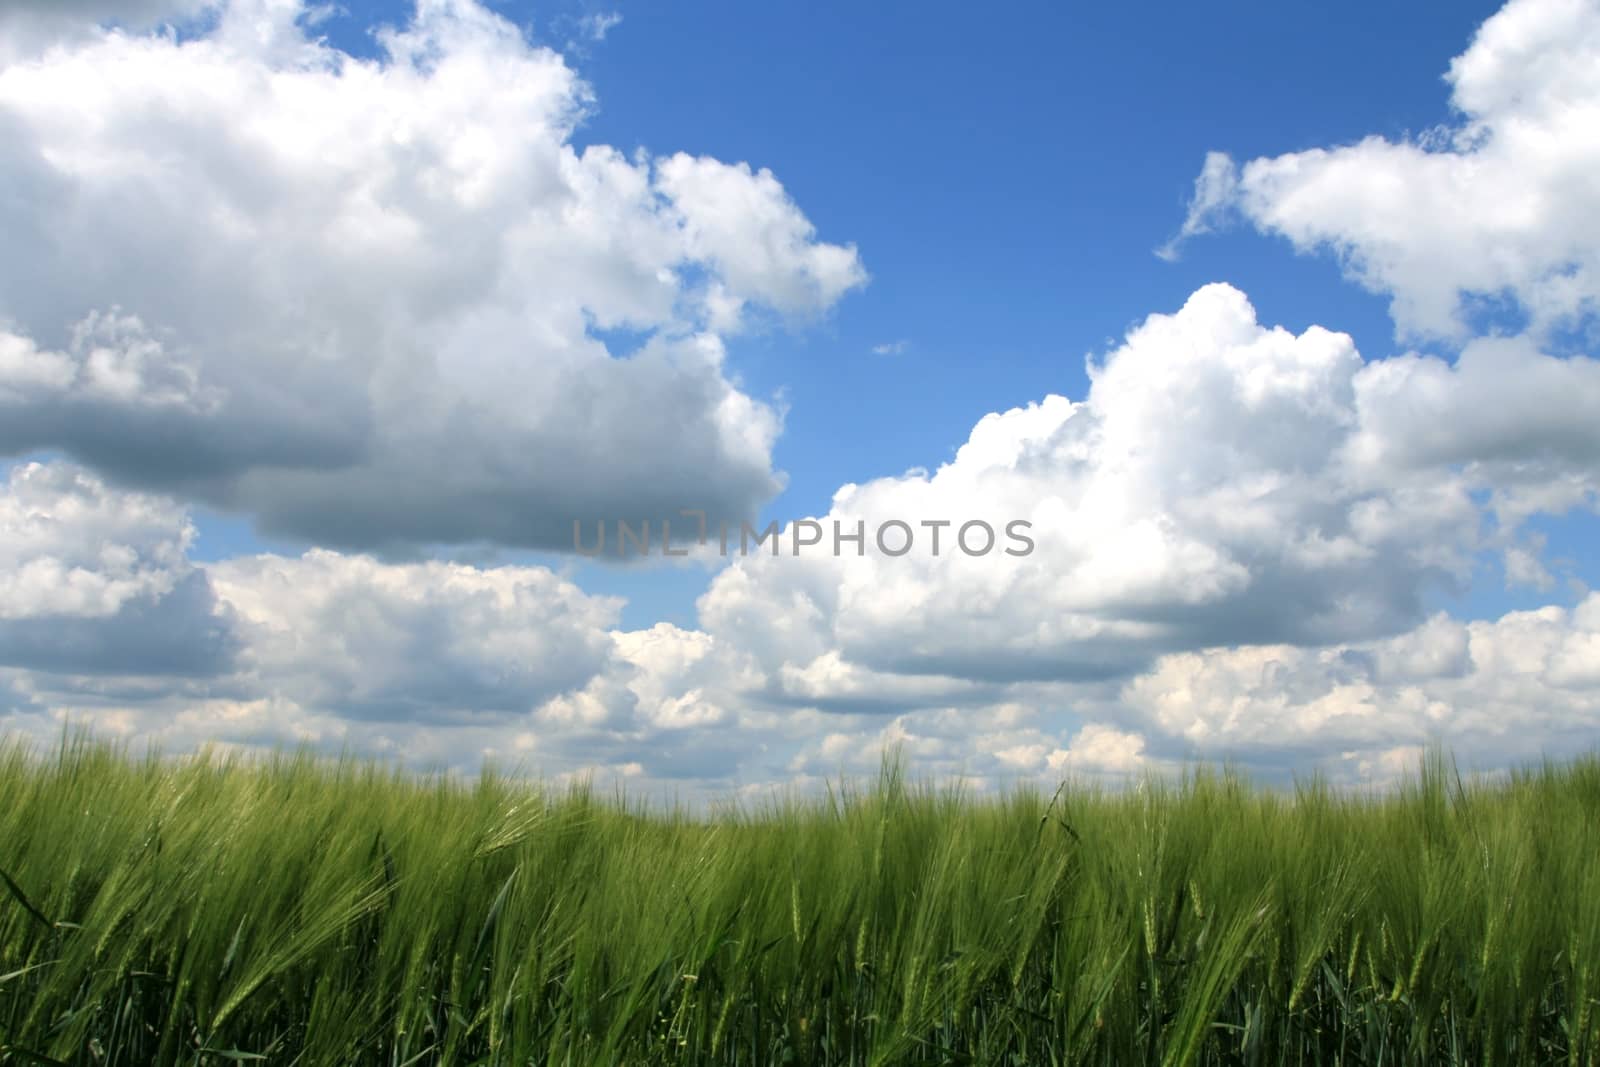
[[2, 734, 1598, 1065]]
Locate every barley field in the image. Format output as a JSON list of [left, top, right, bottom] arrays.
[[2, 735, 1598, 1066]]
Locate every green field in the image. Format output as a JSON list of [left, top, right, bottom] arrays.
[[2, 735, 1598, 1066]]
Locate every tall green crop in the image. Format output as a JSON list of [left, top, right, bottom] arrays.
[[1, 731, 1597, 1065]]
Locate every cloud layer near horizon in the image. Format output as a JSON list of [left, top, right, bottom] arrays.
[[5, 278, 1598, 795]]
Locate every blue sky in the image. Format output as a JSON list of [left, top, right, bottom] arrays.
[[2, 0, 1598, 794]]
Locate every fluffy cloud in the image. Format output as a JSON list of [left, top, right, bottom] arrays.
[[699, 274, 1600, 714], [1121, 595, 1600, 769], [699, 284, 1489, 688], [0, 460, 640, 756], [3, 451, 1598, 799], [763, 593, 1600, 793], [653, 155, 868, 321], [6, 267, 1596, 798], [1343, 335, 1600, 527], [0, 459, 825, 791], [1165, 0, 1600, 341], [0, 0, 863, 552], [209, 550, 624, 723], [0, 0, 215, 60], [0, 462, 237, 676]]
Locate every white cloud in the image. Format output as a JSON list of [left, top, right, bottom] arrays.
[[607, 623, 765, 729], [0, 0, 864, 552], [776, 705, 1158, 790], [698, 284, 1490, 688], [0, 0, 216, 61], [1343, 334, 1600, 520], [0, 462, 238, 677], [0, 460, 802, 791], [0, 312, 219, 414], [210, 549, 624, 723], [8, 258, 1599, 799], [0, 462, 194, 621], [773, 650, 994, 713], [1047, 724, 1148, 776], [1154, 151, 1238, 262], [576, 12, 621, 42], [1121, 595, 1600, 769], [3, 454, 1598, 799], [0, 460, 638, 763], [653, 154, 869, 320], [1166, 0, 1600, 340], [761, 594, 1600, 794]]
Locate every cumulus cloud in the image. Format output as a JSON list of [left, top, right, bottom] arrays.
[[0, 0, 864, 552], [4, 451, 1597, 800], [0, 0, 216, 60], [699, 284, 1490, 688], [209, 550, 625, 723], [762, 593, 1600, 794], [0, 462, 238, 676], [606, 623, 764, 730], [1050, 723, 1148, 775], [771, 701, 1164, 794], [0, 460, 647, 761], [1121, 595, 1600, 770], [1343, 334, 1600, 527], [7, 266, 1597, 799], [0, 460, 829, 792], [670, 277, 1600, 790], [1165, 0, 1600, 340]]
